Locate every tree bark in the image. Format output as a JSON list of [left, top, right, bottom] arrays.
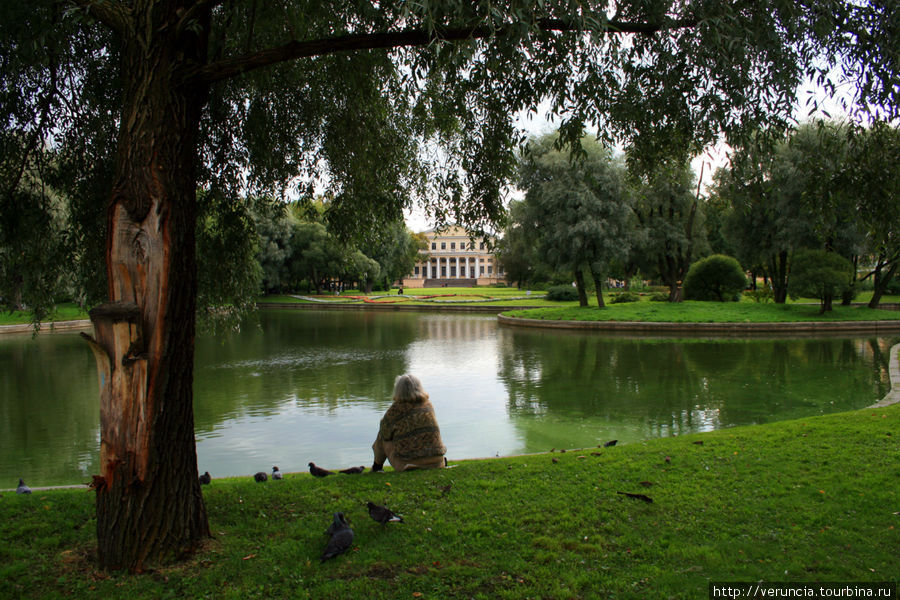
[[82, 2, 211, 572], [573, 269, 588, 307], [868, 260, 897, 309], [589, 266, 606, 308]]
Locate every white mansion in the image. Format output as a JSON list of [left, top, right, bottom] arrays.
[[403, 225, 505, 288]]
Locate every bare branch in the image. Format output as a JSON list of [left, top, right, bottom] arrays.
[[67, 0, 131, 37], [188, 16, 697, 85]]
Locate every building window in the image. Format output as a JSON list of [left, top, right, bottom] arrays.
[[441, 242, 446, 249], [488, 266, 493, 274], [431, 242, 436, 250], [441, 266, 447, 276], [450, 242, 456, 250], [479, 242, 485, 250], [480, 266, 485, 274], [414, 266, 420, 275]]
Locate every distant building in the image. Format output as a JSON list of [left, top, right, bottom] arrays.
[[403, 225, 505, 288]]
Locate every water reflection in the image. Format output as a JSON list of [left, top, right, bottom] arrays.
[[0, 310, 894, 486]]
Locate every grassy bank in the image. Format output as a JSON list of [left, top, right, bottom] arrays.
[[0, 303, 90, 326], [504, 301, 900, 323], [3, 404, 897, 599]]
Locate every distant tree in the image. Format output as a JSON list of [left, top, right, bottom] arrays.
[[347, 251, 382, 293], [364, 221, 426, 290], [518, 134, 633, 307], [848, 122, 900, 308], [788, 249, 854, 314], [629, 156, 706, 302], [683, 254, 747, 302], [253, 206, 295, 294]]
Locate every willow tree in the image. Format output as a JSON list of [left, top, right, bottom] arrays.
[[2, 0, 896, 572]]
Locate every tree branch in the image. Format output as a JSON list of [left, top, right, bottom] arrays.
[[68, 0, 131, 37], [189, 16, 697, 85]]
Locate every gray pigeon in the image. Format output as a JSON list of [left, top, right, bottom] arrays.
[[253, 471, 268, 482], [272, 466, 283, 480], [366, 501, 403, 524], [321, 512, 354, 561], [339, 466, 365, 474], [309, 462, 335, 477], [199, 471, 211, 485], [16, 478, 31, 495]]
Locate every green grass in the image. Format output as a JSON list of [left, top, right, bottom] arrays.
[[2, 404, 898, 599], [0, 303, 90, 326], [505, 301, 900, 323]]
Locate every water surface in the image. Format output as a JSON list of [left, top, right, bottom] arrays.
[[1, 310, 894, 486]]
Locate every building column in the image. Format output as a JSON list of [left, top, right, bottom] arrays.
[[455, 256, 460, 279], [475, 256, 480, 279]]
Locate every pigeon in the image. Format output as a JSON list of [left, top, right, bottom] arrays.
[[272, 466, 283, 480], [617, 491, 653, 503], [309, 462, 335, 477], [199, 471, 211, 485], [339, 466, 366, 474], [321, 512, 354, 561], [603, 440, 618, 447], [367, 501, 403, 524], [692, 440, 704, 445], [253, 471, 268, 482], [16, 478, 32, 495]]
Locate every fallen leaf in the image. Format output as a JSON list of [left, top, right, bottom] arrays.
[[242, 554, 256, 560]]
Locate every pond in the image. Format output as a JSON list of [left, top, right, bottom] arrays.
[[1, 309, 895, 486]]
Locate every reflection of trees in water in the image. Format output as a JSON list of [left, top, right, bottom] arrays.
[[0, 332, 100, 483], [192, 310, 418, 428], [497, 328, 893, 440]]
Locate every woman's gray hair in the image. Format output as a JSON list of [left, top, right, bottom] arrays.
[[393, 374, 429, 403]]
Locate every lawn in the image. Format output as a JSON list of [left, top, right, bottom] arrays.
[[0, 303, 89, 326], [504, 300, 900, 323], [2, 403, 897, 599]]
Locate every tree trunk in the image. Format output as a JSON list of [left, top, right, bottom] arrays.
[[821, 294, 833, 313], [81, 7, 211, 572], [771, 251, 789, 303], [589, 266, 606, 308], [573, 269, 588, 307], [869, 261, 897, 309]]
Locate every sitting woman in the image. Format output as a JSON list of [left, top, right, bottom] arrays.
[[372, 374, 446, 472]]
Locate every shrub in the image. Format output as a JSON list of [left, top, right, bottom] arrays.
[[609, 291, 641, 304], [683, 254, 747, 302], [886, 278, 900, 295], [649, 292, 670, 302], [788, 249, 854, 312], [745, 283, 774, 303], [546, 284, 579, 301]]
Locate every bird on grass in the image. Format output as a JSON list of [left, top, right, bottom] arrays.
[[309, 462, 335, 477], [272, 466, 283, 480], [603, 440, 618, 447], [366, 501, 403, 524], [617, 491, 653, 503], [321, 512, 354, 561], [16, 478, 32, 495], [253, 471, 268, 483], [199, 471, 211, 485], [339, 466, 366, 474]]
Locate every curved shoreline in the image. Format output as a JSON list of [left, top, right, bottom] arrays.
[[497, 313, 900, 335]]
